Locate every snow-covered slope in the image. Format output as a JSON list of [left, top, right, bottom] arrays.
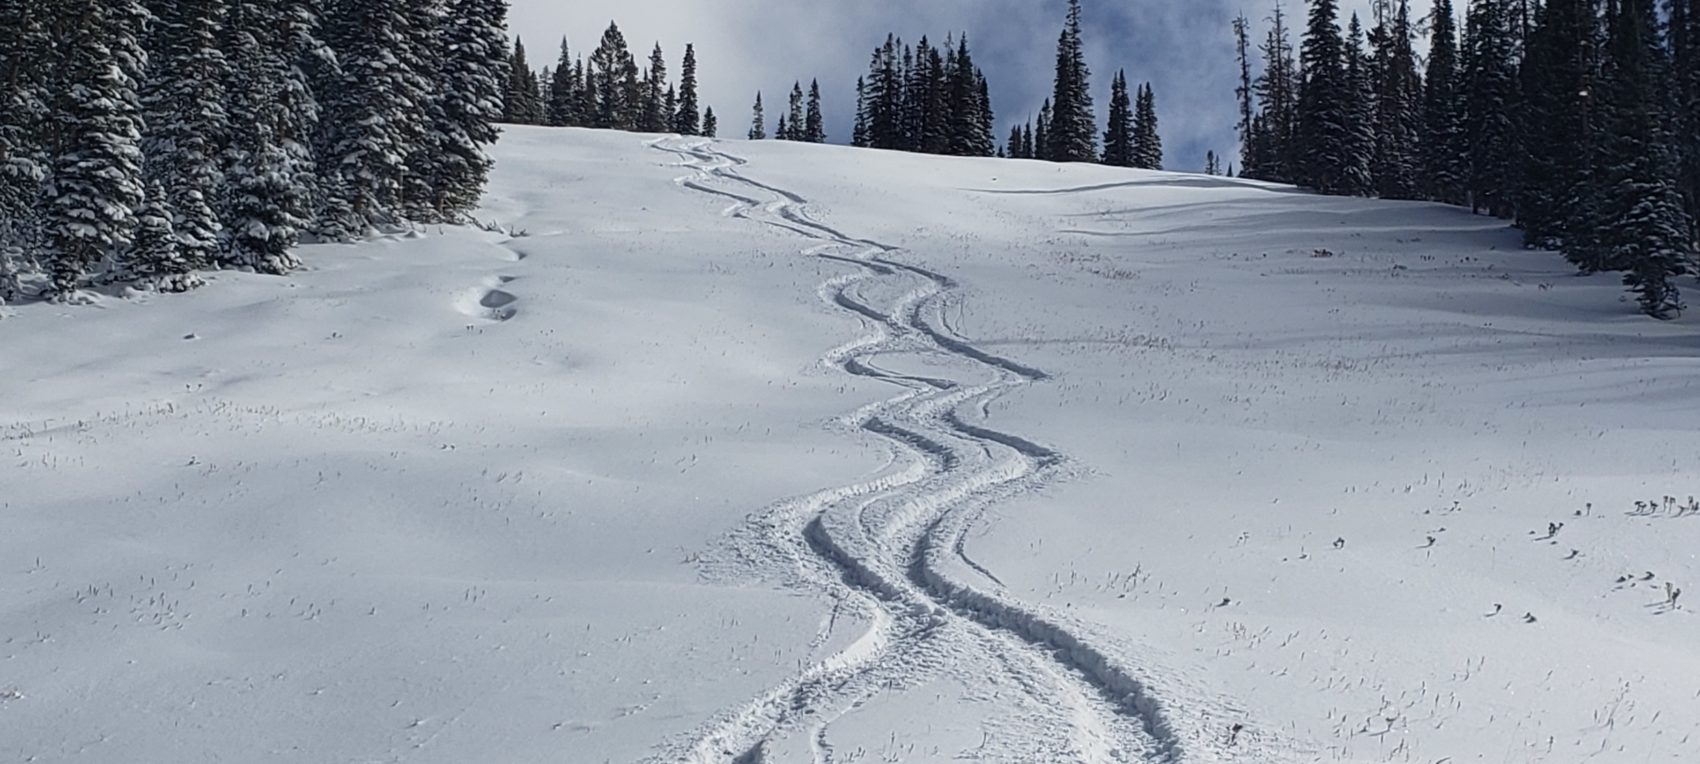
[[4, 126, 1697, 763]]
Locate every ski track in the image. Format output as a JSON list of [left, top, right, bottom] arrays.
[[644, 137, 1196, 764]]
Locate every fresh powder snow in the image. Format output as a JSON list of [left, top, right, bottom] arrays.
[[3, 126, 1698, 763]]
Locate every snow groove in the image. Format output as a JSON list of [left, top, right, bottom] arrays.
[[646, 137, 1187, 763]]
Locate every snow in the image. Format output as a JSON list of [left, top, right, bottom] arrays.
[[4, 125, 1699, 763]]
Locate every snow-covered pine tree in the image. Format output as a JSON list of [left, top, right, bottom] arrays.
[[0, 1, 54, 301], [1102, 71, 1134, 167], [46, 0, 149, 299], [139, 0, 227, 284], [785, 81, 804, 141], [775, 114, 787, 141], [429, 0, 508, 220], [641, 43, 668, 132], [1047, 0, 1097, 162], [224, 0, 317, 273], [1462, 0, 1519, 216], [1341, 13, 1379, 196], [546, 38, 577, 127], [804, 80, 825, 143], [701, 106, 717, 137], [318, 0, 422, 232], [125, 182, 194, 288], [397, 0, 446, 223], [1517, 0, 1599, 247], [945, 36, 994, 156], [975, 75, 996, 156], [917, 41, 949, 154], [674, 44, 700, 135], [1421, 0, 1468, 204], [1372, 0, 1423, 200], [1132, 83, 1163, 170], [1298, 0, 1352, 193], [853, 77, 870, 147], [1665, 0, 1699, 244], [1594, 0, 1694, 315], [748, 92, 766, 139]]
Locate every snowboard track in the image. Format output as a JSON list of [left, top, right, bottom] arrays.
[[645, 137, 1191, 764]]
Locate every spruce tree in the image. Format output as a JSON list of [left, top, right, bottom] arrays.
[[1462, 0, 1519, 216], [641, 43, 668, 132], [775, 114, 787, 141], [1252, 4, 1301, 182], [135, 0, 228, 285], [786, 81, 805, 140], [0, 1, 51, 301], [1517, 0, 1599, 246], [125, 183, 191, 289], [1421, 0, 1468, 204], [1102, 71, 1134, 167], [1206, 151, 1222, 174], [1594, 0, 1694, 314], [748, 92, 766, 139], [853, 77, 870, 147], [674, 44, 700, 135], [1341, 13, 1379, 196], [46, 0, 149, 299], [804, 80, 826, 143], [504, 38, 543, 124], [1297, 0, 1352, 192], [1047, 0, 1097, 162], [1007, 123, 1025, 159], [546, 38, 577, 127], [588, 22, 638, 130], [1234, 13, 1257, 174], [1035, 99, 1053, 161], [701, 106, 717, 137], [1373, 0, 1423, 200], [1672, 0, 1700, 244], [319, 0, 422, 230], [1132, 83, 1163, 170], [430, 0, 508, 220], [396, 0, 446, 224], [225, 0, 319, 273], [947, 35, 994, 157], [1021, 121, 1035, 158]]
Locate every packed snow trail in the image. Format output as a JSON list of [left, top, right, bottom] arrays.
[[644, 138, 1203, 763]]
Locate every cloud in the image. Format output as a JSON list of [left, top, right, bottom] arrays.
[[510, 1, 1450, 173]]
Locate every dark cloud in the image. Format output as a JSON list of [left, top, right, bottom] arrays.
[[511, 1, 1448, 173]]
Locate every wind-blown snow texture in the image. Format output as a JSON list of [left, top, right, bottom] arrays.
[[4, 126, 1698, 763]]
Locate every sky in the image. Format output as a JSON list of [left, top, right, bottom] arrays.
[[511, 1, 1450, 173]]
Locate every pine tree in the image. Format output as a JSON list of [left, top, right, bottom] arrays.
[[396, 0, 446, 224], [1035, 99, 1053, 161], [504, 37, 543, 124], [546, 38, 577, 127], [1341, 13, 1379, 196], [1517, 0, 1599, 246], [804, 79, 826, 143], [641, 43, 668, 132], [1021, 120, 1035, 158], [130, 0, 223, 286], [1422, 0, 1468, 204], [430, 0, 507, 220], [1047, 0, 1097, 162], [1373, 0, 1423, 200], [1462, 0, 1519, 215], [588, 22, 638, 130], [0, 1, 51, 301], [701, 106, 718, 137], [1206, 150, 1222, 174], [1298, 0, 1352, 192], [1594, 0, 1694, 315], [125, 183, 193, 289], [1007, 123, 1025, 158], [748, 92, 766, 139], [775, 114, 787, 141], [674, 44, 700, 135], [947, 35, 994, 157], [785, 81, 805, 140], [319, 0, 424, 230], [225, 0, 322, 273], [1132, 82, 1163, 170], [1251, 4, 1300, 182], [1102, 71, 1134, 167], [853, 76, 870, 147], [1233, 13, 1257, 174], [46, 0, 149, 299], [1672, 0, 1700, 244]]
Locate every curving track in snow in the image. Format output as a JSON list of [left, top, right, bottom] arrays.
[[643, 137, 1192, 764]]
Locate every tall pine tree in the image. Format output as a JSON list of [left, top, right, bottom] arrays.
[[1132, 83, 1163, 170], [1102, 71, 1135, 167], [674, 44, 700, 135], [1421, 0, 1468, 204], [1047, 0, 1097, 162], [1297, 0, 1352, 192]]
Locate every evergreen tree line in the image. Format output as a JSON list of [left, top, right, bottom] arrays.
[[1236, 0, 1700, 318], [503, 24, 718, 138], [1004, 0, 1166, 170], [748, 80, 827, 142], [846, 33, 997, 156], [0, 0, 510, 303]]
